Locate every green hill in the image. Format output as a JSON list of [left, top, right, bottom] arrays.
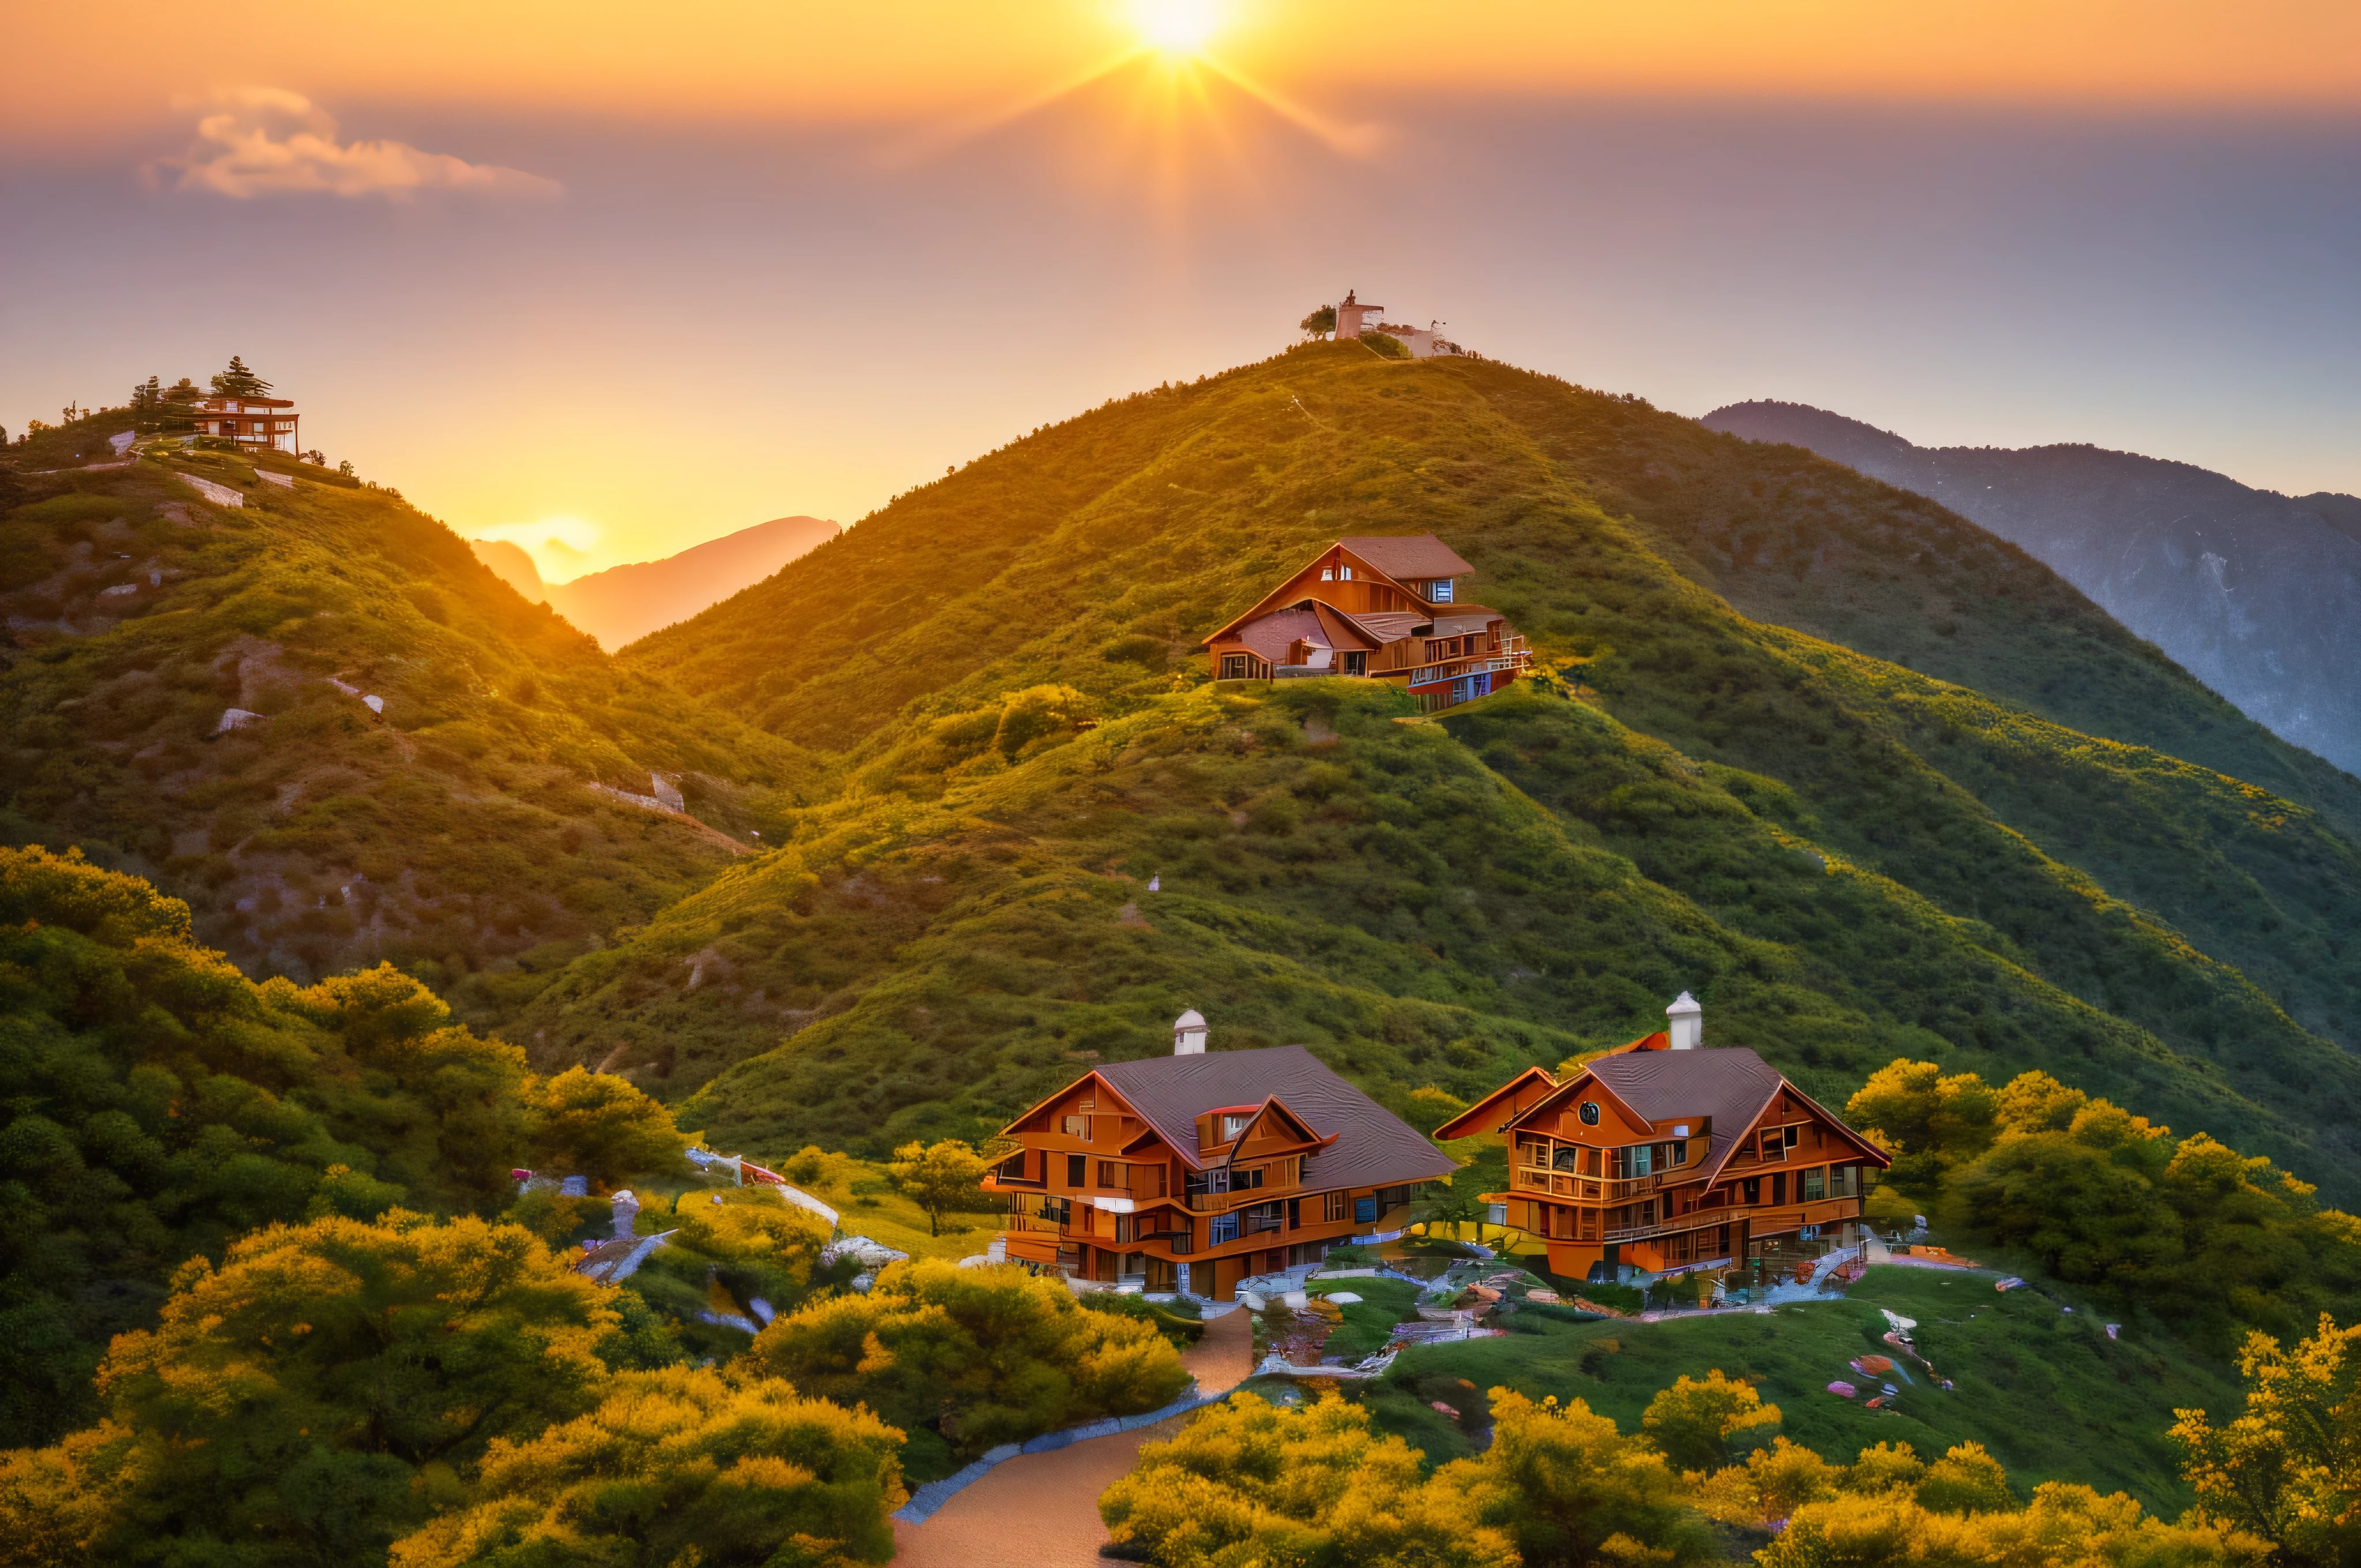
[[508, 343, 2361, 1194], [0, 441, 819, 1031]]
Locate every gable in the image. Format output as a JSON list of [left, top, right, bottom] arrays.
[[1204, 540, 1447, 647]]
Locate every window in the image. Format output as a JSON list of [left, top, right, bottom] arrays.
[[1322, 568, 1336, 581], [1671, 1141, 1688, 1166], [1802, 1166, 1826, 1201], [1209, 1213, 1239, 1245], [1551, 1145, 1580, 1172], [1220, 654, 1251, 680], [1353, 1195, 1377, 1225], [1741, 1177, 1761, 1205], [1430, 579, 1454, 602], [1062, 1114, 1089, 1139], [995, 1151, 1030, 1183], [1221, 1113, 1253, 1141], [1338, 566, 1353, 581], [1322, 1190, 1347, 1223], [1342, 652, 1366, 676], [1066, 1154, 1087, 1188], [1099, 1161, 1130, 1189], [1579, 1101, 1601, 1125]]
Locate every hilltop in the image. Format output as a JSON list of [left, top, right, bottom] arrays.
[[510, 343, 2361, 1197], [0, 436, 819, 1030], [1702, 398, 2361, 778]]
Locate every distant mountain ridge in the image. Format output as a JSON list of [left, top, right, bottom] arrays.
[[1699, 400, 2361, 776], [472, 515, 842, 650]]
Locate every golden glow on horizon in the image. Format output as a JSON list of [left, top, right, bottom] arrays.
[[1134, 0, 1221, 56], [8, 1, 2361, 145]]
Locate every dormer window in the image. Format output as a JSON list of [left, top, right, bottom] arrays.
[[1337, 566, 1353, 581], [1221, 1112, 1252, 1140], [1321, 568, 1335, 581], [1429, 579, 1454, 602]]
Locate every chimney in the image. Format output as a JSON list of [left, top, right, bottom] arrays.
[[1666, 992, 1702, 1050], [1173, 1009, 1208, 1055]]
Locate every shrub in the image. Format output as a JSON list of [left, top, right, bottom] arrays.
[[386, 1365, 904, 1568], [749, 1259, 1187, 1457]]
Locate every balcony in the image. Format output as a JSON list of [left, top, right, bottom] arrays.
[[1513, 1167, 1602, 1201], [1605, 1215, 1716, 1245]]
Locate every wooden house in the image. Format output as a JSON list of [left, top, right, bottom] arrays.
[[1201, 533, 1532, 711], [1435, 994, 1891, 1282], [981, 1019, 1455, 1301], [192, 393, 300, 455]]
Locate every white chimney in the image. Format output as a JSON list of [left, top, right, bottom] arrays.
[[1666, 991, 1703, 1050], [1173, 1009, 1208, 1055]]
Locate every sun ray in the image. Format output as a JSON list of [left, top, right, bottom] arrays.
[[1191, 54, 1387, 159], [873, 45, 1152, 168]]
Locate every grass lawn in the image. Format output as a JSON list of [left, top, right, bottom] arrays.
[[1304, 1276, 1429, 1361], [1360, 1266, 2238, 1513]]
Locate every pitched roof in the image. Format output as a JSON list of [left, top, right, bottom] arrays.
[[1583, 1047, 1785, 1177], [1340, 534, 1476, 582], [1095, 1046, 1457, 1187], [1230, 607, 1325, 662], [1344, 610, 1430, 644]]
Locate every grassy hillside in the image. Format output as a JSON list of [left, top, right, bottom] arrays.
[[523, 680, 2358, 1205], [590, 344, 2361, 1192], [1366, 1264, 2238, 1515], [0, 443, 819, 1030]]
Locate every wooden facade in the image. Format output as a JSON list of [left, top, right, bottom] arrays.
[[192, 394, 300, 454], [981, 1043, 1454, 1301], [1202, 533, 1533, 713], [1437, 1011, 1891, 1282]]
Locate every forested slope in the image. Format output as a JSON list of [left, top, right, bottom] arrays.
[[0, 443, 819, 1030], [541, 343, 2361, 1195]]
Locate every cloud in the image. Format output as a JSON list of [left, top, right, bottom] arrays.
[[157, 88, 560, 200]]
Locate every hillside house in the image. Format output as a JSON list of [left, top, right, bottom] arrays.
[[1435, 994, 1891, 1283], [982, 1015, 1454, 1301], [1201, 533, 1532, 711], [1330, 289, 1461, 358], [191, 393, 299, 454]]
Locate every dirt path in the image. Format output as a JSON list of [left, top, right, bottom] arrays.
[[891, 1307, 1254, 1567]]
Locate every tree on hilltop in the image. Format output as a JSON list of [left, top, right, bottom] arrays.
[[210, 355, 272, 397], [1300, 304, 1337, 338]]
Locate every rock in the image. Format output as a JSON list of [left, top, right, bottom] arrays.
[[1239, 1291, 1266, 1311], [362, 695, 384, 714], [559, 1175, 589, 1197], [1325, 1291, 1362, 1305], [1281, 1290, 1308, 1309], [650, 772, 685, 811], [820, 1235, 908, 1291], [215, 708, 266, 733]]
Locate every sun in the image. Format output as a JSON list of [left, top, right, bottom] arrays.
[[1133, 0, 1220, 57]]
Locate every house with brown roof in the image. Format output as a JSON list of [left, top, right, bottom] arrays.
[[1201, 533, 1532, 712], [980, 1015, 1455, 1301], [1435, 994, 1891, 1283]]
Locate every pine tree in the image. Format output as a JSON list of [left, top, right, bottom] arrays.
[[209, 356, 273, 397]]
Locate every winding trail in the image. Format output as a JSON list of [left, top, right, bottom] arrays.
[[891, 1307, 1254, 1566]]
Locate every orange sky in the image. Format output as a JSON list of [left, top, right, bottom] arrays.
[[10, 1, 2361, 144], [9, 3, 2360, 579]]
